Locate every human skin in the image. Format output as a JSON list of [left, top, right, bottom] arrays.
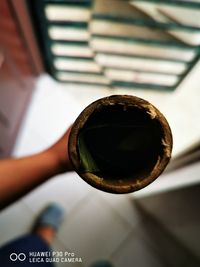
[[0, 128, 73, 210]]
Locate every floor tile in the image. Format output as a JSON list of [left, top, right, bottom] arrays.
[[23, 172, 91, 216], [111, 230, 164, 267], [12, 127, 49, 157], [57, 193, 132, 266], [96, 191, 142, 228], [22, 77, 81, 146], [13, 75, 82, 153], [0, 201, 34, 247]]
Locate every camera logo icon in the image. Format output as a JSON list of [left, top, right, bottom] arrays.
[[10, 253, 26, 261]]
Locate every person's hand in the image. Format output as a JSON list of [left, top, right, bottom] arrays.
[[46, 127, 73, 173], [0, 127, 74, 209]]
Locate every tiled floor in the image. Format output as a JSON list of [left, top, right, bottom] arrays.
[[1, 75, 139, 266], [1, 75, 200, 267]]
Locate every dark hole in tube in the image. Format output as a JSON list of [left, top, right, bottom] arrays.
[[78, 104, 164, 180]]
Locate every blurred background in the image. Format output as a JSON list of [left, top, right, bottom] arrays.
[[0, 0, 200, 266]]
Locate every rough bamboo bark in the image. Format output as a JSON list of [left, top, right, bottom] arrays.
[[68, 95, 172, 194]]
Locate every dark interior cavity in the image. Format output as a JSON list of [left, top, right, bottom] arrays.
[[78, 104, 163, 180]]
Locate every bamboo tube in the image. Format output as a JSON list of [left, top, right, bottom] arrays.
[[68, 95, 172, 194]]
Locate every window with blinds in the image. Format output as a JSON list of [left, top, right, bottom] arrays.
[[28, 0, 200, 91]]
